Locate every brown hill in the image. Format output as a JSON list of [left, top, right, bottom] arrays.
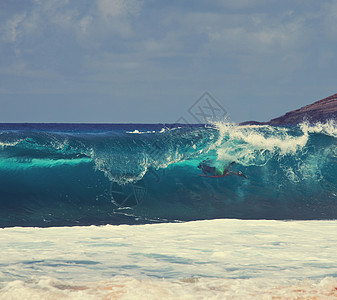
[[240, 93, 337, 126]]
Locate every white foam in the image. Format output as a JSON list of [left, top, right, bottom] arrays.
[[0, 139, 23, 150], [126, 127, 181, 134], [214, 121, 309, 166], [126, 130, 156, 134], [1, 276, 337, 300], [1, 219, 337, 299], [300, 120, 337, 137]]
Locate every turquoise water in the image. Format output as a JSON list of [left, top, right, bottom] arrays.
[[1, 122, 337, 227], [1, 122, 337, 299]]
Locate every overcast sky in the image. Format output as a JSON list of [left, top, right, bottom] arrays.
[[1, 0, 337, 123]]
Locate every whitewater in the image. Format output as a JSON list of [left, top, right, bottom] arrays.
[[1, 121, 337, 299]]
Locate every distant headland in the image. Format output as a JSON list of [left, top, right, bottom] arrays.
[[241, 93, 337, 126]]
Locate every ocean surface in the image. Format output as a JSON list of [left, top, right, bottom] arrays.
[[1, 122, 337, 299]]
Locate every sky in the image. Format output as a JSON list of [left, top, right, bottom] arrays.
[[0, 0, 337, 123]]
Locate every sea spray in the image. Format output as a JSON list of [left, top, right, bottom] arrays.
[[0, 122, 337, 226]]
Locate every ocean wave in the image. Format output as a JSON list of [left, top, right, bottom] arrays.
[[1, 123, 337, 226]]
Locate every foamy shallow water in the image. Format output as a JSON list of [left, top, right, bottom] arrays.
[[2, 276, 337, 299], [1, 219, 337, 299]]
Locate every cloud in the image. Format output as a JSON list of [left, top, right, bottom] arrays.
[[324, 0, 337, 40], [1, 0, 337, 122], [219, 0, 270, 9], [0, 0, 145, 79], [97, 0, 140, 18], [3, 13, 26, 43], [85, 52, 142, 74], [79, 16, 94, 34], [180, 10, 308, 56], [1, 0, 141, 46]]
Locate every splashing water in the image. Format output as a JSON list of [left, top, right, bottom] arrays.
[[1, 122, 337, 226]]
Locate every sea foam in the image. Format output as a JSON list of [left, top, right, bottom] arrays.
[[1, 219, 337, 299]]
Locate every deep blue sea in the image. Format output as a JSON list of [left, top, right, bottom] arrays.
[[1, 122, 337, 299], [1, 121, 337, 227]]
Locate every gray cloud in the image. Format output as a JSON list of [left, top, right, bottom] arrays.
[[0, 0, 337, 122]]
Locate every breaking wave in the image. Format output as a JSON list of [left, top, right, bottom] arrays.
[[1, 121, 337, 226]]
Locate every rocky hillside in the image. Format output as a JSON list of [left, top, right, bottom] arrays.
[[241, 93, 337, 126]]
